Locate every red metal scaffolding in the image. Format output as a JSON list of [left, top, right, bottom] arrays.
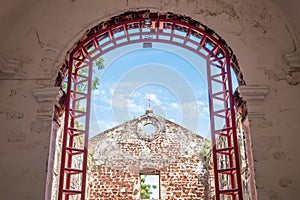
[[58, 11, 243, 200]]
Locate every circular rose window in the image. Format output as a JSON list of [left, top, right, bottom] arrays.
[[142, 123, 157, 136], [136, 114, 164, 141]]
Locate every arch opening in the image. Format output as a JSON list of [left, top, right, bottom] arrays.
[[52, 10, 250, 200]]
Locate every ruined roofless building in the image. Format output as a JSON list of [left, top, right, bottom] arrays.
[[1, 1, 300, 199], [88, 110, 211, 200]]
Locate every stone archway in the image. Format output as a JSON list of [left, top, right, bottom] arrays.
[[53, 10, 248, 200]]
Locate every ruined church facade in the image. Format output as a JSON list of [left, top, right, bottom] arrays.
[[88, 110, 211, 199]]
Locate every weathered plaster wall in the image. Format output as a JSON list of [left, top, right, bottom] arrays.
[[0, 0, 299, 199]]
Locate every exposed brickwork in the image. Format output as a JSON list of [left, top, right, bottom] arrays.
[[88, 111, 210, 199], [160, 162, 207, 199], [89, 167, 139, 200]]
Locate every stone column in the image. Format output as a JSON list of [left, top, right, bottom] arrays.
[[33, 87, 60, 200], [238, 85, 270, 200]]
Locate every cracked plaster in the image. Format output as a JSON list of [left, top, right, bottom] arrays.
[[0, 0, 299, 199]]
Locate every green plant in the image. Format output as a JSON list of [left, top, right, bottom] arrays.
[[62, 57, 104, 92], [199, 139, 212, 170], [140, 176, 157, 199]]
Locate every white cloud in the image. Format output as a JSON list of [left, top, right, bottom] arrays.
[[202, 107, 209, 114], [109, 88, 114, 95], [171, 102, 181, 110], [181, 101, 199, 116], [97, 120, 117, 132], [92, 103, 111, 111], [128, 100, 144, 113], [111, 91, 129, 109], [97, 93, 111, 105], [132, 91, 142, 98], [196, 101, 205, 107], [110, 90, 145, 113], [147, 93, 161, 104], [93, 88, 112, 103], [182, 100, 205, 108], [179, 100, 209, 118], [93, 90, 100, 95], [100, 89, 106, 95]]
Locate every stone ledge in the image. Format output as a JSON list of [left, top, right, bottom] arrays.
[[0, 49, 21, 79], [238, 85, 269, 118], [33, 87, 60, 120], [284, 47, 300, 72], [238, 85, 269, 101], [33, 87, 60, 103], [238, 85, 270, 129]]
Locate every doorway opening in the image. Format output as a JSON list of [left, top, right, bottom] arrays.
[[52, 10, 250, 200]]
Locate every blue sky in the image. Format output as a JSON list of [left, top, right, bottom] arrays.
[[88, 42, 238, 139]]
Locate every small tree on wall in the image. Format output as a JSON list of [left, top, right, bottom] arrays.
[[198, 139, 214, 199], [62, 57, 104, 93], [199, 139, 212, 169]]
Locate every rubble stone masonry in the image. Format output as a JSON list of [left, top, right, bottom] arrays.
[[88, 111, 209, 199]]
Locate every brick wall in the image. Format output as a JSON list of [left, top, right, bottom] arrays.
[[88, 111, 210, 199], [160, 162, 207, 199], [89, 166, 139, 200]]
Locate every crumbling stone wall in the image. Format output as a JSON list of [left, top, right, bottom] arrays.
[[88, 111, 209, 199]]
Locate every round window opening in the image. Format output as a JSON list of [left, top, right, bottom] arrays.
[[142, 123, 157, 136]]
